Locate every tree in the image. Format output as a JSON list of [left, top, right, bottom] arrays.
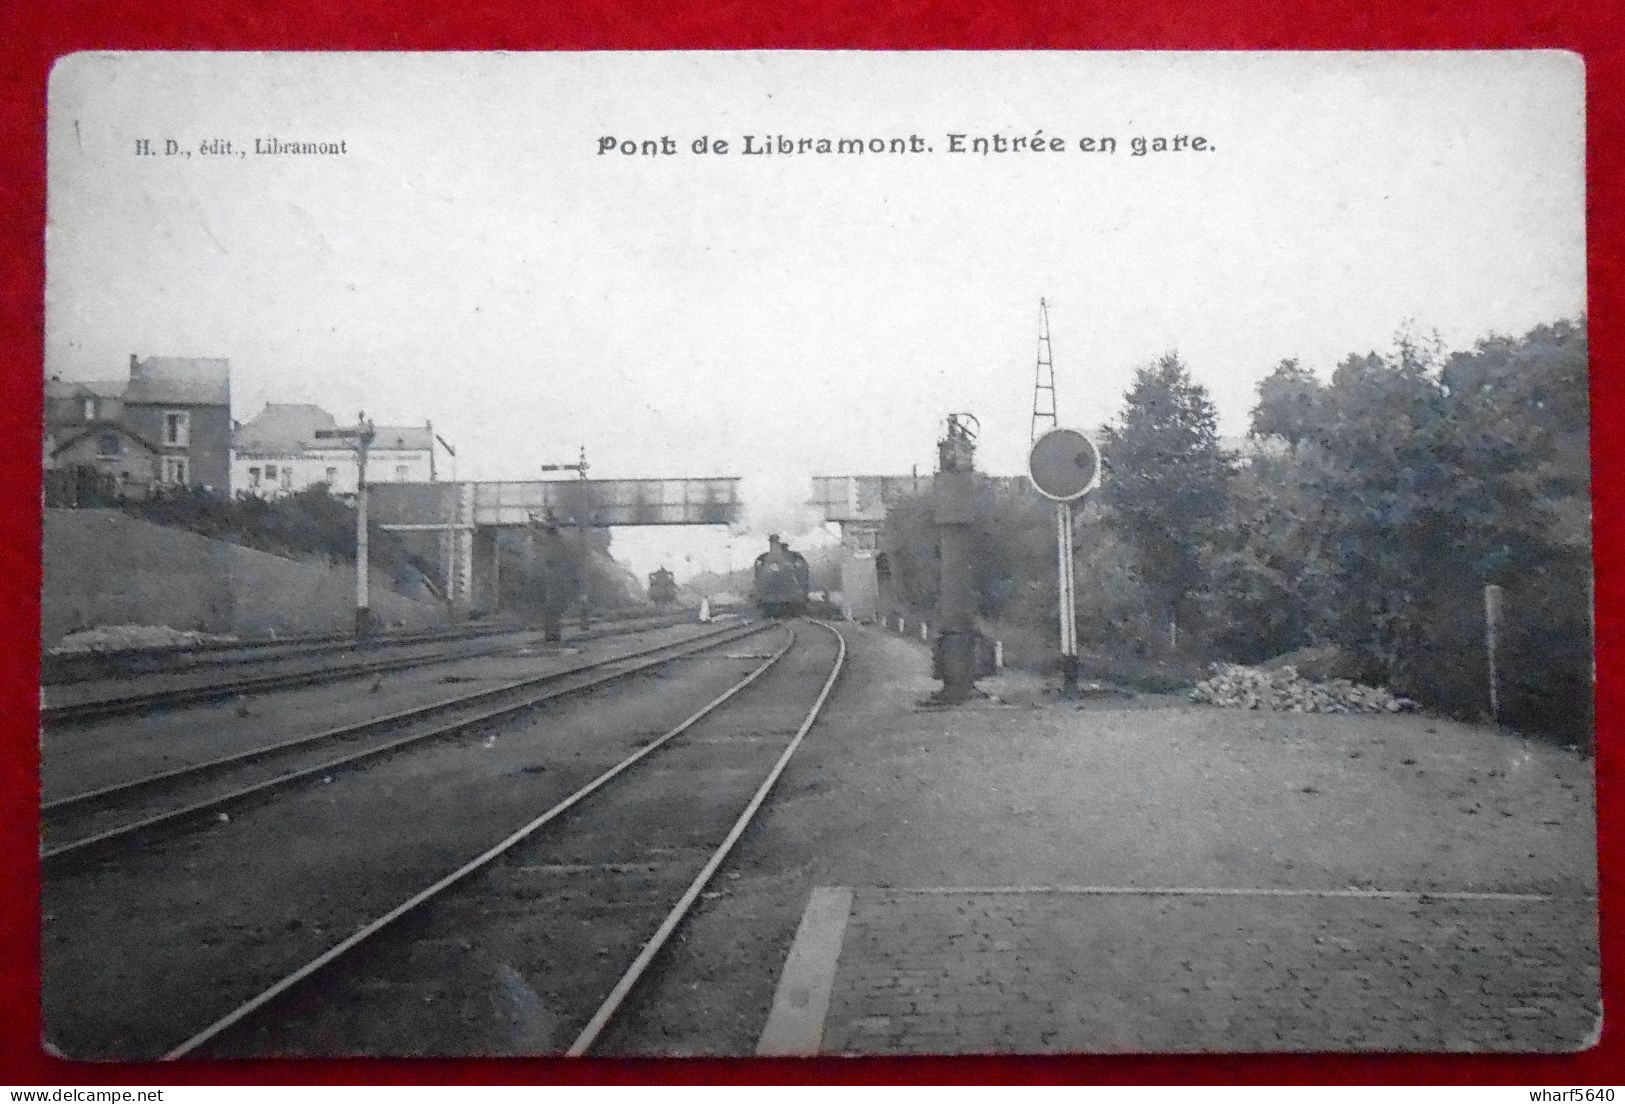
[[1199, 448, 1339, 661], [1240, 321, 1592, 737], [1100, 352, 1234, 645], [1249, 358, 1322, 445], [1436, 319, 1591, 734], [1289, 335, 1457, 680]]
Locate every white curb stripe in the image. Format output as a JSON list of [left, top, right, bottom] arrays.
[[757, 886, 855, 1056]]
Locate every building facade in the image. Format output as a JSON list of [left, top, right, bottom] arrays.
[[44, 355, 232, 494], [231, 403, 435, 499], [46, 422, 163, 498]]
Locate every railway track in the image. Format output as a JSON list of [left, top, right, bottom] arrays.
[[41, 608, 713, 726], [155, 618, 845, 1059], [42, 619, 773, 867], [40, 618, 528, 685]]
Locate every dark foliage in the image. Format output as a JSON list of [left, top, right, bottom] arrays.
[[1101, 352, 1235, 636], [119, 485, 436, 591], [878, 319, 1591, 742]]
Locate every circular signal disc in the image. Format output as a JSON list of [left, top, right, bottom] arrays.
[[1027, 427, 1101, 502]]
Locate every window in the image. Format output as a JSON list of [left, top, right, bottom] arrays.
[[264, 464, 278, 479], [97, 433, 121, 457], [395, 465, 410, 481], [248, 467, 261, 488], [325, 466, 338, 484], [163, 411, 190, 447], [162, 456, 189, 485], [82, 398, 96, 421], [280, 467, 293, 490]]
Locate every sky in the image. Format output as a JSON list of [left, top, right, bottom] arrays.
[[44, 52, 1586, 580]]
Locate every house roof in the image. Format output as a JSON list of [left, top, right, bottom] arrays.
[[233, 404, 432, 454], [370, 425, 433, 452], [232, 403, 339, 453], [50, 420, 162, 457], [125, 357, 231, 406], [45, 377, 128, 401]]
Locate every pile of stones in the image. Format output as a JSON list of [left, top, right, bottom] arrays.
[[50, 624, 239, 655], [1188, 663, 1414, 714]]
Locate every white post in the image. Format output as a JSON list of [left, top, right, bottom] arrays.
[[1056, 502, 1079, 691], [1485, 584, 1504, 722], [920, 621, 928, 642], [994, 639, 1004, 670], [491, 531, 501, 609], [444, 483, 458, 611], [354, 432, 370, 634]]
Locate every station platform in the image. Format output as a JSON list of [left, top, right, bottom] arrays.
[[758, 884, 1597, 1055], [763, 626, 1601, 1056], [615, 624, 1600, 1057]]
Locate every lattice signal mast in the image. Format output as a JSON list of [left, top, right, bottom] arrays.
[[1030, 298, 1059, 444]]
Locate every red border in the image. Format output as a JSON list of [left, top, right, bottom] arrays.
[[2, 0, 1619, 1086]]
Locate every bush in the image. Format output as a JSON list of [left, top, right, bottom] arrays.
[[120, 486, 437, 594], [874, 318, 1592, 743]]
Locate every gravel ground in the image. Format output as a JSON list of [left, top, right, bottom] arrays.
[[42, 625, 782, 1059], [600, 624, 1597, 1056], [42, 613, 697, 714], [43, 625, 762, 853], [40, 620, 1599, 1059], [42, 622, 723, 800], [40, 631, 542, 714], [210, 623, 843, 1057]]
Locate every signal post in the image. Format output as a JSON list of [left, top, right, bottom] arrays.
[[1027, 427, 1102, 696], [314, 414, 377, 637], [541, 447, 592, 632], [525, 512, 567, 643]]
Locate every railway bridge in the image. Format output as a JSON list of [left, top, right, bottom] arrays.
[[369, 476, 741, 610]]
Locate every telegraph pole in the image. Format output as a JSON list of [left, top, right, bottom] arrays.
[[315, 413, 377, 636], [1031, 298, 1059, 444]]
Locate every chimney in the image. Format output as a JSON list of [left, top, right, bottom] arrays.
[[130, 354, 139, 373]]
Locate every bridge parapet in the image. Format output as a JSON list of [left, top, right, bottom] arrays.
[[472, 477, 740, 527], [368, 477, 741, 612]]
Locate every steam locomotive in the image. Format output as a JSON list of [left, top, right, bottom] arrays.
[[752, 535, 811, 618], [647, 566, 678, 607]]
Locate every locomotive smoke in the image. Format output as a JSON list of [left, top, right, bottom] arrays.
[[737, 469, 833, 553]]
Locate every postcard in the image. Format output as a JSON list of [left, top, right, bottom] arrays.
[[40, 50, 1595, 1058]]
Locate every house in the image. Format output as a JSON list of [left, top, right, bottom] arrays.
[[47, 421, 163, 498], [231, 403, 436, 499], [44, 355, 233, 493], [120, 356, 232, 492], [44, 377, 126, 429]]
